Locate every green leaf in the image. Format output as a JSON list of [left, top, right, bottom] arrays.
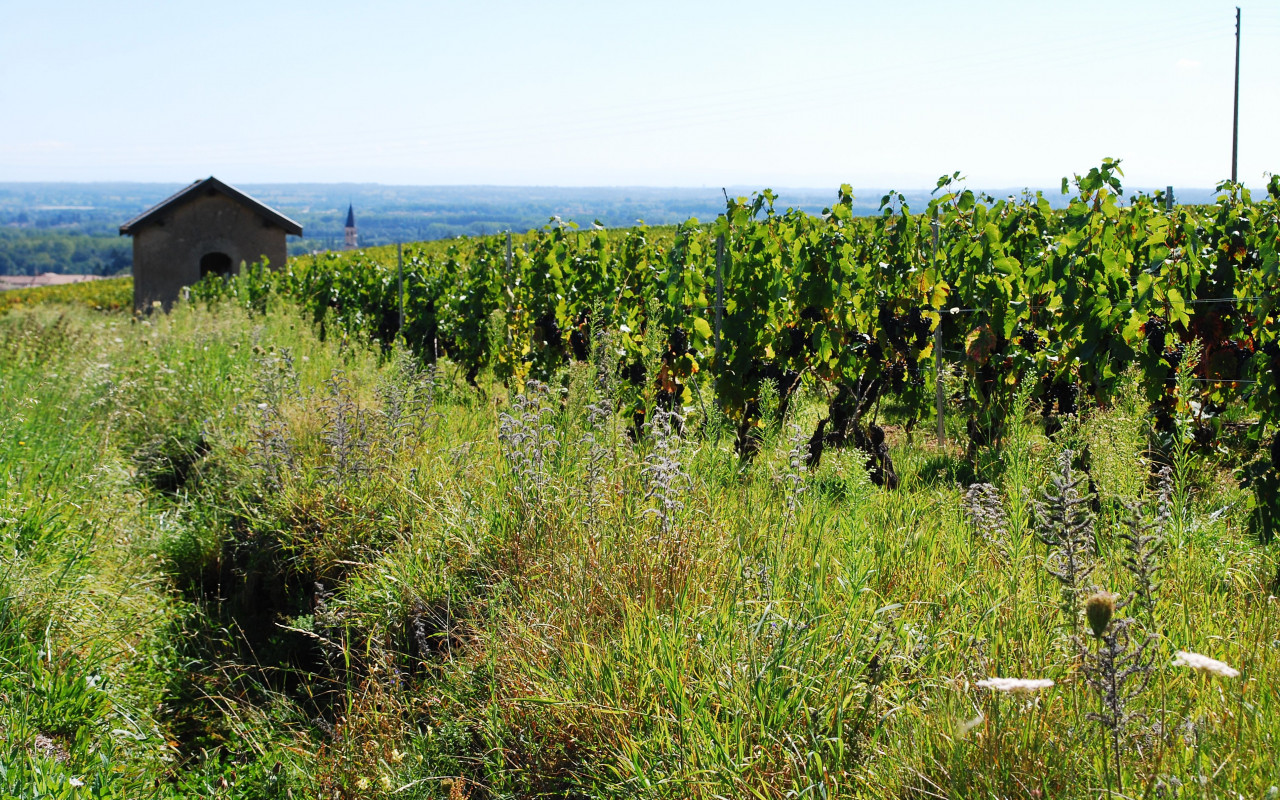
[[692, 316, 713, 341], [1136, 272, 1154, 297], [1167, 288, 1191, 327]]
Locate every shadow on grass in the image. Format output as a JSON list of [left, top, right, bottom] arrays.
[[912, 453, 979, 488]]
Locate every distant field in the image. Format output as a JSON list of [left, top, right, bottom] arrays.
[[0, 275, 131, 312], [0, 273, 104, 291]]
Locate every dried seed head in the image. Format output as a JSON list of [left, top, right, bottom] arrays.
[[1085, 591, 1117, 637]]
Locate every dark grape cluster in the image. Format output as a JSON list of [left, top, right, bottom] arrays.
[[1208, 340, 1252, 382], [1015, 322, 1044, 354], [904, 307, 933, 348], [1038, 378, 1079, 434], [885, 359, 924, 393], [850, 331, 884, 362], [621, 359, 645, 386], [1054, 381, 1078, 416], [534, 310, 562, 350], [1164, 342, 1188, 370], [1152, 398, 1176, 434], [1144, 316, 1167, 358], [889, 360, 907, 391], [777, 324, 807, 360], [667, 325, 689, 357], [570, 316, 591, 361], [879, 306, 933, 351]]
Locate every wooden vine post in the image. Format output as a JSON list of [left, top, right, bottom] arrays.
[[932, 217, 945, 447], [397, 242, 404, 336]]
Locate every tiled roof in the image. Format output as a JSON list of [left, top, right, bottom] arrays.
[[119, 176, 303, 236]]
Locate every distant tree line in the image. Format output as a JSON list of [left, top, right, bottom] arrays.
[[0, 230, 131, 276], [1, 181, 1219, 273]]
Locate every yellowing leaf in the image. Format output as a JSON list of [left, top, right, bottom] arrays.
[[692, 316, 713, 340]]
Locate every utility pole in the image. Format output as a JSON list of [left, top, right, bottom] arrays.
[[1232, 6, 1241, 184]]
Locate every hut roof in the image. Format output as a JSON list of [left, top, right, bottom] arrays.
[[119, 177, 303, 236]]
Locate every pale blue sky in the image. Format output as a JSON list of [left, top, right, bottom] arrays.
[[2, 1, 1277, 189]]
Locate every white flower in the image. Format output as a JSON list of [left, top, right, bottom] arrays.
[[1172, 651, 1240, 679], [976, 677, 1055, 694], [957, 712, 984, 736], [69, 778, 84, 787]]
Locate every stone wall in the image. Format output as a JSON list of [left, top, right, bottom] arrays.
[[131, 192, 288, 310]]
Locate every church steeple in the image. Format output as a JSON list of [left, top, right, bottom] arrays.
[[343, 203, 357, 250]]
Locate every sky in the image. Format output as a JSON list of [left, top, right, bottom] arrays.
[[2, 0, 1278, 191]]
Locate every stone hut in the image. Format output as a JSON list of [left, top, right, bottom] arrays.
[[119, 177, 302, 310]]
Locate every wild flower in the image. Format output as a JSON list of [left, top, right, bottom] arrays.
[[1036, 450, 1097, 619], [957, 712, 984, 736], [976, 677, 1055, 695], [321, 371, 371, 484], [590, 319, 618, 399], [250, 401, 293, 491], [377, 344, 437, 448], [1172, 651, 1240, 679], [579, 397, 615, 527], [739, 556, 774, 600], [497, 379, 559, 503], [312, 581, 347, 677], [963, 482, 1008, 546], [1085, 590, 1118, 638], [779, 423, 810, 519], [642, 407, 691, 539], [1119, 465, 1171, 620], [248, 345, 298, 491], [1080, 589, 1156, 797]]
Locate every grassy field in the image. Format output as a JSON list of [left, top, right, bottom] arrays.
[[1, 292, 1277, 798]]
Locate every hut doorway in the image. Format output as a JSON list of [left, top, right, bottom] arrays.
[[199, 251, 234, 279]]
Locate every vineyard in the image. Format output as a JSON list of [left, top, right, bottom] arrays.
[[198, 161, 1280, 541], [4, 162, 1280, 798]]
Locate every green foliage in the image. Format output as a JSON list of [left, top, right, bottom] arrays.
[[172, 164, 1280, 538], [0, 229, 130, 277]]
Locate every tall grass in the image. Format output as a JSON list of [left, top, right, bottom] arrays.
[[1, 296, 1276, 798]]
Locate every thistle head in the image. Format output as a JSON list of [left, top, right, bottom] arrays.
[[1085, 590, 1117, 637]]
